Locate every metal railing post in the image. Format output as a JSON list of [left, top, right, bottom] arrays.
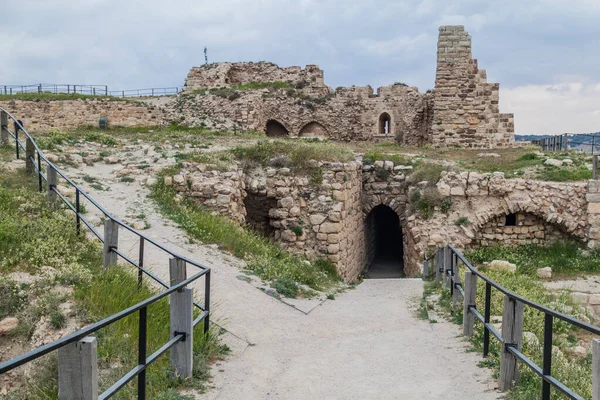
[[483, 282, 492, 357], [75, 189, 81, 236], [138, 237, 145, 287], [138, 307, 147, 400], [169, 257, 193, 378], [463, 270, 477, 336], [542, 314, 553, 400], [0, 111, 8, 145], [499, 296, 524, 391], [444, 247, 451, 289], [102, 219, 119, 268], [37, 152, 43, 192], [594, 155, 598, 180], [58, 336, 98, 400], [204, 269, 211, 334], [14, 121, 19, 159]]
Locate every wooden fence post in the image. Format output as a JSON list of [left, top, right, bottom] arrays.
[[452, 253, 462, 310], [435, 249, 442, 283], [47, 165, 58, 205], [58, 336, 98, 400], [0, 111, 8, 145], [444, 247, 451, 289], [169, 257, 193, 378], [102, 219, 119, 268], [593, 339, 600, 400], [463, 270, 478, 336], [499, 296, 524, 391], [25, 138, 35, 174], [563, 133, 568, 152]]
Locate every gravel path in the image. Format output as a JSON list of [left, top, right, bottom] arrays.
[[65, 145, 501, 400]]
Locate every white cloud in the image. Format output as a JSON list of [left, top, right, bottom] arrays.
[[1, 0, 600, 134], [501, 80, 600, 134]]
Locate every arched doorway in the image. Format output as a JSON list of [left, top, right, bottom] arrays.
[[378, 112, 392, 135], [299, 121, 328, 138], [265, 120, 289, 137], [365, 205, 404, 278]]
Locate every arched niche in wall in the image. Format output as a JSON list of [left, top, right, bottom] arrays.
[[298, 121, 328, 138], [378, 112, 392, 135], [265, 120, 289, 137]]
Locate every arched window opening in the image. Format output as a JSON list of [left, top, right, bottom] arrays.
[[265, 120, 289, 137], [378, 112, 392, 135], [365, 205, 404, 278]]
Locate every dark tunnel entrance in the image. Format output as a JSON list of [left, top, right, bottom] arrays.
[[365, 205, 404, 278]]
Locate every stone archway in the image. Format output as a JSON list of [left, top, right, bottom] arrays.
[[265, 120, 289, 137], [378, 112, 392, 135], [364, 204, 404, 278], [299, 121, 328, 138]]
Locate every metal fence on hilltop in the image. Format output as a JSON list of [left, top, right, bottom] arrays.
[[0, 83, 181, 98]]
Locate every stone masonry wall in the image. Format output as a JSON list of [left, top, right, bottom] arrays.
[[0, 99, 165, 133], [432, 26, 514, 148], [472, 212, 571, 246], [405, 171, 589, 274], [168, 159, 597, 281], [172, 85, 434, 144], [169, 160, 366, 281]]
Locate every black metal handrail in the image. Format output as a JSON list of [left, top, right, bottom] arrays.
[[0, 83, 180, 98], [431, 245, 600, 400], [0, 106, 211, 398]]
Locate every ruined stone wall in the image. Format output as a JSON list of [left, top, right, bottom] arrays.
[[184, 62, 330, 98], [472, 213, 572, 246], [168, 159, 598, 281], [432, 26, 514, 148], [405, 171, 590, 274], [0, 99, 165, 133], [172, 85, 434, 144], [169, 160, 366, 281]]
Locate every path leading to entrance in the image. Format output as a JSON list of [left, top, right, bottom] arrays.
[[64, 144, 500, 400]]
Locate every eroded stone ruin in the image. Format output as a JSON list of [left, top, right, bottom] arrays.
[[169, 157, 600, 281], [176, 25, 515, 148], [0, 26, 515, 150]]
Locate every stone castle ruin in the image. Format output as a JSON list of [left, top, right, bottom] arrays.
[[1, 26, 514, 149], [176, 25, 515, 148]]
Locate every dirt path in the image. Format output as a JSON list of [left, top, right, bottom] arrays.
[[60, 144, 500, 400]]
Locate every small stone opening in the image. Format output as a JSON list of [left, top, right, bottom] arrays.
[[365, 205, 404, 278], [265, 120, 289, 137], [378, 112, 391, 135], [244, 192, 277, 237], [505, 213, 517, 226]]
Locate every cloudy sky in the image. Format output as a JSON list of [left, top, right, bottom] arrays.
[[2, 0, 599, 134]]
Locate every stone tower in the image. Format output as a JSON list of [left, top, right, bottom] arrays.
[[432, 26, 514, 148]]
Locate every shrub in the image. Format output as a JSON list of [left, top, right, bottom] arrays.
[[409, 162, 446, 186], [0, 278, 24, 318], [49, 311, 66, 329], [518, 152, 538, 161], [290, 224, 303, 237], [375, 167, 390, 180], [273, 278, 300, 298], [409, 187, 450, 219], [455, 217, 471, 226]]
